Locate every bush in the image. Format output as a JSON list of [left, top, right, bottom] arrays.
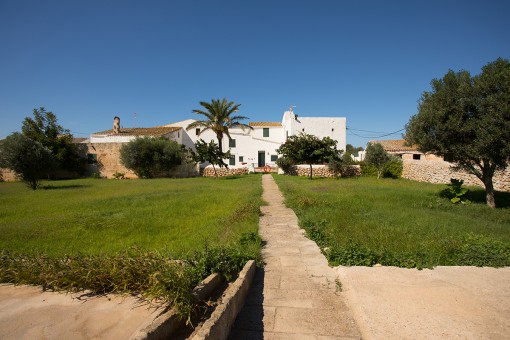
[[382, 156, 403, 179], [361, 158, 402, 179], [120, 137, 183, 178], [276, 157, 295, 175]]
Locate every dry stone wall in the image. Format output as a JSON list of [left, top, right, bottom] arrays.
[[86, 143, 199, 179], [0, 168, 17, 182], [202, 166, 249, 177], [403, 159, 510, 192], [283, 164, 361, 178]]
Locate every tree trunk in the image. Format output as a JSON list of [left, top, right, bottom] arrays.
[[309, 163, 313, 180], [212, 164, 218, 178], [483, 175, 496, 208]]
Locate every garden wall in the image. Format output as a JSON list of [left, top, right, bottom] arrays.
[[403, 159, 510, 192], [0, 168, 17, 182], [281, 164, 361, 178], [86, 142, 199, 179], [202, 166, 249, 177]]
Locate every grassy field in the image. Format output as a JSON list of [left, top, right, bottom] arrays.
[[273, 175, 510, 268], [1, 175, 263, 317], [0, 175, 262, 257]]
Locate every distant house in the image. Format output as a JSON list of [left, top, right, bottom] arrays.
[[369, 139, 443, 161]]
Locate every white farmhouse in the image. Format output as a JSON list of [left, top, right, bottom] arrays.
[[78, 109, 346, 178], [166, 109, 346, 168]]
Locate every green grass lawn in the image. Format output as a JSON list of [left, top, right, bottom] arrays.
[[273, 175, 510, 268], [0, 175, 263, 317], [0, 175, 262, 257]]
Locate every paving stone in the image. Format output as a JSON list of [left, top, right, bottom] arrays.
[[230, 175, 361, 339]]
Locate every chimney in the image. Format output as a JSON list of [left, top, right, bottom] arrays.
[[113, 116, 120, 134]]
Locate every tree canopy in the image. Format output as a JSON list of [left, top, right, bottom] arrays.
[[186, 98, 252, 152], [22, 107, 86, 176], [405, 58, 510, 208], [0, 133, 55, 189], [365, 142, 390, 179], [120, 137, 183, 178], [190, 139, 230, 177], [276, 133, 341, 179]]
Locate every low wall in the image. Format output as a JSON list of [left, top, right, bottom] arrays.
[[202, 166, 249, 177], [0, 168, 17, 182], [403, 160, 510, 192], [283, 164, 361, 178]]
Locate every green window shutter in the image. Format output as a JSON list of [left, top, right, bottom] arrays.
[[239, 156, 244, 162], [229, 139, 236, 148], [270, 155, 278, 162], [229, 155, 235, 166], [263, 128, 269, 137]]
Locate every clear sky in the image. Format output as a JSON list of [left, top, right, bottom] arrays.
[[1, 0, 509, 148]]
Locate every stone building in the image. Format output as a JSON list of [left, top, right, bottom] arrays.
[[371, 139, 510, 192]]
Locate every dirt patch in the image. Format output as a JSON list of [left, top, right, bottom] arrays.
[[0, 284, 165, 340], [336, 266, 510, 339]]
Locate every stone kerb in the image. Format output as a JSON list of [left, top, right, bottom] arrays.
[[403, 159, 510, 192]]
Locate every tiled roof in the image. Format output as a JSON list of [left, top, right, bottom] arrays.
[[370, 139, 419, 152], [249, 122, 282, 127], [92, 126, 181, 137]]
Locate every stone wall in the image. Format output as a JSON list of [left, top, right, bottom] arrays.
[[282, 164, 361, 178], [86, 143, 199, 179], [202, 166, 249, 177], [403, 159, 510, 192], [0, 168, 17, 182]]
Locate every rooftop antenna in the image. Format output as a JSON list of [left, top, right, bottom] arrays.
[[133, 112, 138, 128]]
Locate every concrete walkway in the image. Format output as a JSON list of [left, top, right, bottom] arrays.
[[230, 174, 361, 339]]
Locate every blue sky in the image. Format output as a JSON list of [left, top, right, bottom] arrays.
[[1, 0, 509, 147]]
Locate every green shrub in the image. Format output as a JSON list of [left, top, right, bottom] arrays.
[[382, 157, 403, 179], [275, 157, 295, 175], [441, 178, 471, 204]]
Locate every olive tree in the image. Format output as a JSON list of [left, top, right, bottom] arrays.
[[365, 142, 390, 179], [120, 137, 183, 178], [276, 133, 341, 179], [405, 58, 510, 208], [0, 133, 55, 189]]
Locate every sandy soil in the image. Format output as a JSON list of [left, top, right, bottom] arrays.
[[0, 284, 165, 340], [336, 266, 510, 340]]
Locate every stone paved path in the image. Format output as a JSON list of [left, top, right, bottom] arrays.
[[229, 174, 361, 339]]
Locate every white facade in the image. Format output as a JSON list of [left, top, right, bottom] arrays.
[[89, 110, 347, 169], [167, 110, 346, 168]]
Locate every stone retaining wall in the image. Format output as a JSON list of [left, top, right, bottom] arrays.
[[202, 166, 249, 177], [403, 160, 510, 192]]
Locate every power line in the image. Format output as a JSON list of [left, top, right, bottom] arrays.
[[346, 127, 405, 139]]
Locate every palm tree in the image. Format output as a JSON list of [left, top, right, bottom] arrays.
[[187, 98, 253, 152]]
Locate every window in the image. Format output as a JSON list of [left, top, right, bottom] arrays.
[[270, 155, 278, 162], [229, 139, 236, 148], [263, 128, 269, 137], [239, 156, 244, 162], [229, 155, 235, 166], [413, 154, 421, 160], [196, 128, 200, 136], [87, 154, 97, 164]]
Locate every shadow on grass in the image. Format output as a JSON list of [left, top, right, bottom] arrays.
[[465, 189, 510, 208], [439, 187, 510, 208], [41, 184, 91, 190]]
